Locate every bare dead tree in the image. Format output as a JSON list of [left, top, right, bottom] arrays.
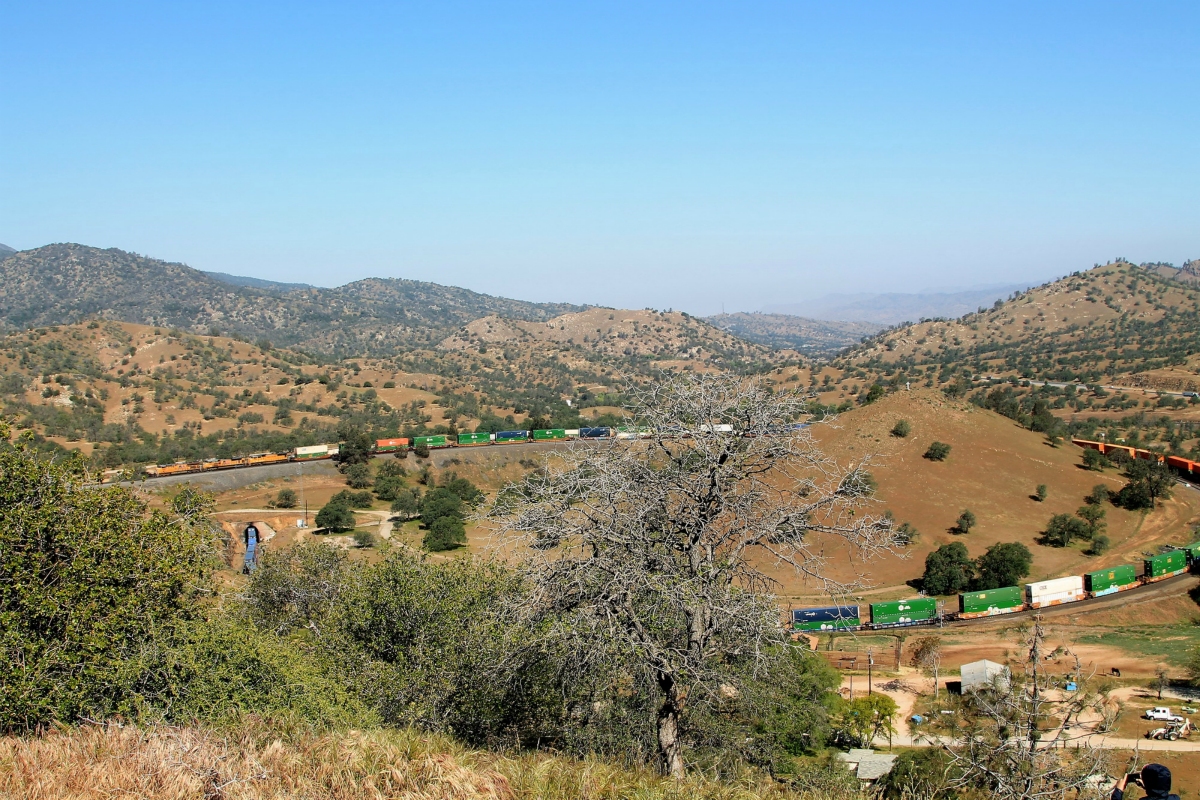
[[940, 615, 1113, 800], [911, 635, 944, 699], [485, 372, 898, 777]]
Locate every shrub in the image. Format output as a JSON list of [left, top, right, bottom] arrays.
[[1041, 513, 1089, 547], [330, 490, 374, 508], [954, 509, 976, 534], [891, 419, 911, 438], [922, 542, 974, 595], [424, 515, 467, 551], [272, 488, 297, 509], [413, 443, 430, 459], [924, 441, 952, 461], [316, 501, 356, 532], [353, 529, 377, 548], [895, 521, 919, 546], [0, 444, 220, 730], [345, 463, 372, 489], [1087, 534, 1111, 555], [383, 380, 396, 388], [376, 460, 407, 479], [974, 542, 1032, 590], [1035, 484, 1047, 502]]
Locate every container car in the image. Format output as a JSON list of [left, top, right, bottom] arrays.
[[1025, 576, 1085, 608], [458, 432, 493, 446], [1084, 565, 1139, 597], [413, 435, 451, 449], [374, 438, 410, 452], [958, 586, 1024, 618], [869, 597, 937, 627], [532, 428, 568, 441], [578, 427, 611, 439], [293, 444, 331, 460], [1144, 551, 1188, 583], [494, 430, 529, 444], [792, 605, 861, 631]]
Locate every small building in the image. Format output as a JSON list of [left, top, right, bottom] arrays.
[[838, 749, 898, 783], [960, 659, 1010, 693]]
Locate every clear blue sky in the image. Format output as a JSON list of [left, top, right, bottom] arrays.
[[2, 2, 1197, 315]]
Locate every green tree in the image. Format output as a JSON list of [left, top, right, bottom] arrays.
[[353, 529, 377, 548], [439, 472, 483, 505], [376, 459, 407, 478], [420, 487, 464, 525], [373, 474, 405, 501], [272, 488, 297, 509], [1035, 484, 1047, 502], [0, 442, 219, 730], [1087, 534, 1110, 555], [1042, 513, 1089, 547], [831, 693, 898, 748], [336, 422, 374, 466], [345, 462, 372, 489], [1087, 484, 1110, 505], [316, 500, 356, 532], [891, 419, 911, 438], [860, 383, 885, 405], [1113, 460, 1174, 510], [424, 515, 467, 551], [329, 489, 374, 508], [880, 748, 957, 800], [955, 509, 977, 534], [1082, 448, 1110, 471], [389, 488, 421, 519], [923, 542, 975, 595], [924, 441, 952, 461], [974, 542, 1032, 590], [1075, 504, 1106, 538]]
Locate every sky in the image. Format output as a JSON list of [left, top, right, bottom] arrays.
[[1, 2, 1198, 315]]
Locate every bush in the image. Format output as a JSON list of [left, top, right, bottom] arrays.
[[413, 443, 430, 459], [954, 509, 976, 534], [424, 515, 467, 551], [1041, 513, 1089, 547], [1035, 484, 1047, 502], [1087, 484, 1110, 505], [330, 489, 374, 508], [922, 542, 974, 595], [353, 529, 377, 548], [891, 420, 911, 438], [924, 441, 952, 461], [345, 463, 372, 489], [272, 488, 297, 509], [1087, 534, 1111, 555], [376, 460, 407, 479], [0, 444, 220, 730], [895, 521, 919, 546], [1082, 448, 1110, 471], [316, 501, 356, 533], [974, 542, 1032, 590]]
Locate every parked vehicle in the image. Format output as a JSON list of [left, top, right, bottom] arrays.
[[1147, 719, 1193, 740], [1145, 707, 1184, 722]]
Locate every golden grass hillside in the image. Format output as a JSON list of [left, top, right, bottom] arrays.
[[772, 389, 1200, 601], [0, 721, 845, 800]]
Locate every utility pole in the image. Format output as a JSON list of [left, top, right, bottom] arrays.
[[868, 648, 874, 695]]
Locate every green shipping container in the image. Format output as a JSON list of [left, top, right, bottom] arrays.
[[959, 586, 1023, 615], [1184, 542, 1200, 561], [794, 617, 860, 631], [458, 432, 491, 445], [414, 435, 448, 448], [870, 598, 937, 626], [532, 429, 567, 440], [1084, 565, 1138, 594], [1146, 550, 1187, 578]]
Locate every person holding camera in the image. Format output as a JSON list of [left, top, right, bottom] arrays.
[[1113, 764, 1178, 800]]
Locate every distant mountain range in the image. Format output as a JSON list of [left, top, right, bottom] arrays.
[[0, 243, 586, 357], [202, 271, 314, 292], [764, 284, 1033, 326], [0, 243, 16, 258], [704, 312, 881, 355]]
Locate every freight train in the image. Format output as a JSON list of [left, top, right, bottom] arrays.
[[139, 425, 737, 478], [792, 547, 1200, 632], [1073, 439, 1200, 476]]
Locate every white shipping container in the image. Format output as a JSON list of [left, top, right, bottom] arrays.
[[1026, 576, 1084, 607], [294, 445, 329, 456], [565, 429, 580, 436]]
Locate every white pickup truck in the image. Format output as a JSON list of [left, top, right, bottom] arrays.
[[1145, 707, 1185, 722]]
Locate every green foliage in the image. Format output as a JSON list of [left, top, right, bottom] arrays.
[[895, 521, 919, 546], [830, 693, 898, 747], [890, 419, 911, 438], [439, 472, 483, 505], [344, 462, 372, 489], [1087, 484, 1110, 505], [373, 474, 405, 501], [336, 422, 374, 466], [389, 488, 421, 518], [1087, 533, 1111, 555], [0, 445, 219, 730], [424, 515, 467, 551], [420, 486, 464, 524], [330, 489, 374, 508], [1041, 513, 1090, 547], [353, 529, 377, 548], [955, 508, 976, 534], [923, 542, 974, 595], [316, 501, 356, 532], [1035, 483, 1047, 502], [412, 443, 431, 458], [272, 488, 297, 509], [859, 383, 885, 405], [376, 459, 407, 478], [1113, 459, 1174, 510], [1075, 504, 1106, 537], [974, 542, 1032, 590], [923, 441, 952, 461], [1082, 447, 1110, 471], [879, 748, 958, 800]]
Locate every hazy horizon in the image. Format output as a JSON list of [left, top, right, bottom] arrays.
[[2, 3, 1196, 315]]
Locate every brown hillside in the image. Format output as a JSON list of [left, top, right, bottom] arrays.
[[772, 389, 1200, 601]]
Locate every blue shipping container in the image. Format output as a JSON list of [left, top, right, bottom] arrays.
[[793, 606, 859, 624], [495, 430, 528, 441], [579, 427, 611, 438]]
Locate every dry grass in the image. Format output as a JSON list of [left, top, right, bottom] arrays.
[[0, 721, 844, 800]]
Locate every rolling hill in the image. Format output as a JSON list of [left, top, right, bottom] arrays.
[[764, 284, 1032, 325]]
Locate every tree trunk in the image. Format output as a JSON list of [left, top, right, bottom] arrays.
[[656, 675, 685, 778]]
